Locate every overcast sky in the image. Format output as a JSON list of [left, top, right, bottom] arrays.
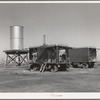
[[0, 3, 100, 60]]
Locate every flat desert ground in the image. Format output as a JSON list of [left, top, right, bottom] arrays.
[[0, 65, 100, 92]]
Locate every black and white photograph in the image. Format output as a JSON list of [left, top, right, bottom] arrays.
[[0, 1, 100, 99]]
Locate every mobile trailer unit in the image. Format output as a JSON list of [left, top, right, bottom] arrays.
[[29, 45, 72, 72], [69, 47, 96, 68]]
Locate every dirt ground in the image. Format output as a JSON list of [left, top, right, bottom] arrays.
[[0, 65, 100, 92]]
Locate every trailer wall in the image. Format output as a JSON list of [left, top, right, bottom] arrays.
[[37, 47, 48, 63], [69, 48, 96, 63]]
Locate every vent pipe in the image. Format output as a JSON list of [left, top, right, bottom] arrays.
[[43, 35, 47, 45]]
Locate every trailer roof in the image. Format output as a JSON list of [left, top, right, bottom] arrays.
[[29, 44, 72, 49], [71, 47, 96, 49]]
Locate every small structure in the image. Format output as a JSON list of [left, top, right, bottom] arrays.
[[4, 25, 28, 66], [69, 47, 97, 68], [29, 44, 72, 72]]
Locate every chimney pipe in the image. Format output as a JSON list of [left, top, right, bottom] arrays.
[[43, 35, 47, 45]]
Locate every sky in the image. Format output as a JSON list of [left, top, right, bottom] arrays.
[[0, 3, 100, 61]]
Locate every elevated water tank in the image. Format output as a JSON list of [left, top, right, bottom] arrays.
[[10, 25, 24, 50]]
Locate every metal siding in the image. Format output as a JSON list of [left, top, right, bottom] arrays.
[[10, 38, 23, 50], [69, 48, 88, 62], [10, 26, 24, 50], [37, 47, 48, 63]]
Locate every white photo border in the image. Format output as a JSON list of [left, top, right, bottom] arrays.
[[0, 1, 100, 99]]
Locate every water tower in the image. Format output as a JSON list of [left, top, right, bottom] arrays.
[[4, 25, 28, 66]]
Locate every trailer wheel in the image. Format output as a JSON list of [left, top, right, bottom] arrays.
[[89, 62, 95, 68], [33, 66, 39, 71], [30, 64, 39, 71], [82, 63, 88, 69], [30, 64, 34, 70], [51, 65, 58, 72]]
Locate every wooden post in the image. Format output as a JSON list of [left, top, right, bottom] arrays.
[[56, 46, 59, 64], [18, 54, 21, 66], [6, 54, 8, 66]]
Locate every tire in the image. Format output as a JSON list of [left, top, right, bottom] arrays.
[[30, 64, 39, 71], [51, 65, 58, 72], [82, 63, 88, 69], [33, 66, 38, 71], [47, 65, 52, 71], [30, 64, 34, 69]]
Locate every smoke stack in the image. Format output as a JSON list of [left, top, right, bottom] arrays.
[[43, 35, 47, 45]]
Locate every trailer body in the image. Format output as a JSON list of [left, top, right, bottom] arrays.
[[29, 45, 72, 72], [69, 47, 96, 68]]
